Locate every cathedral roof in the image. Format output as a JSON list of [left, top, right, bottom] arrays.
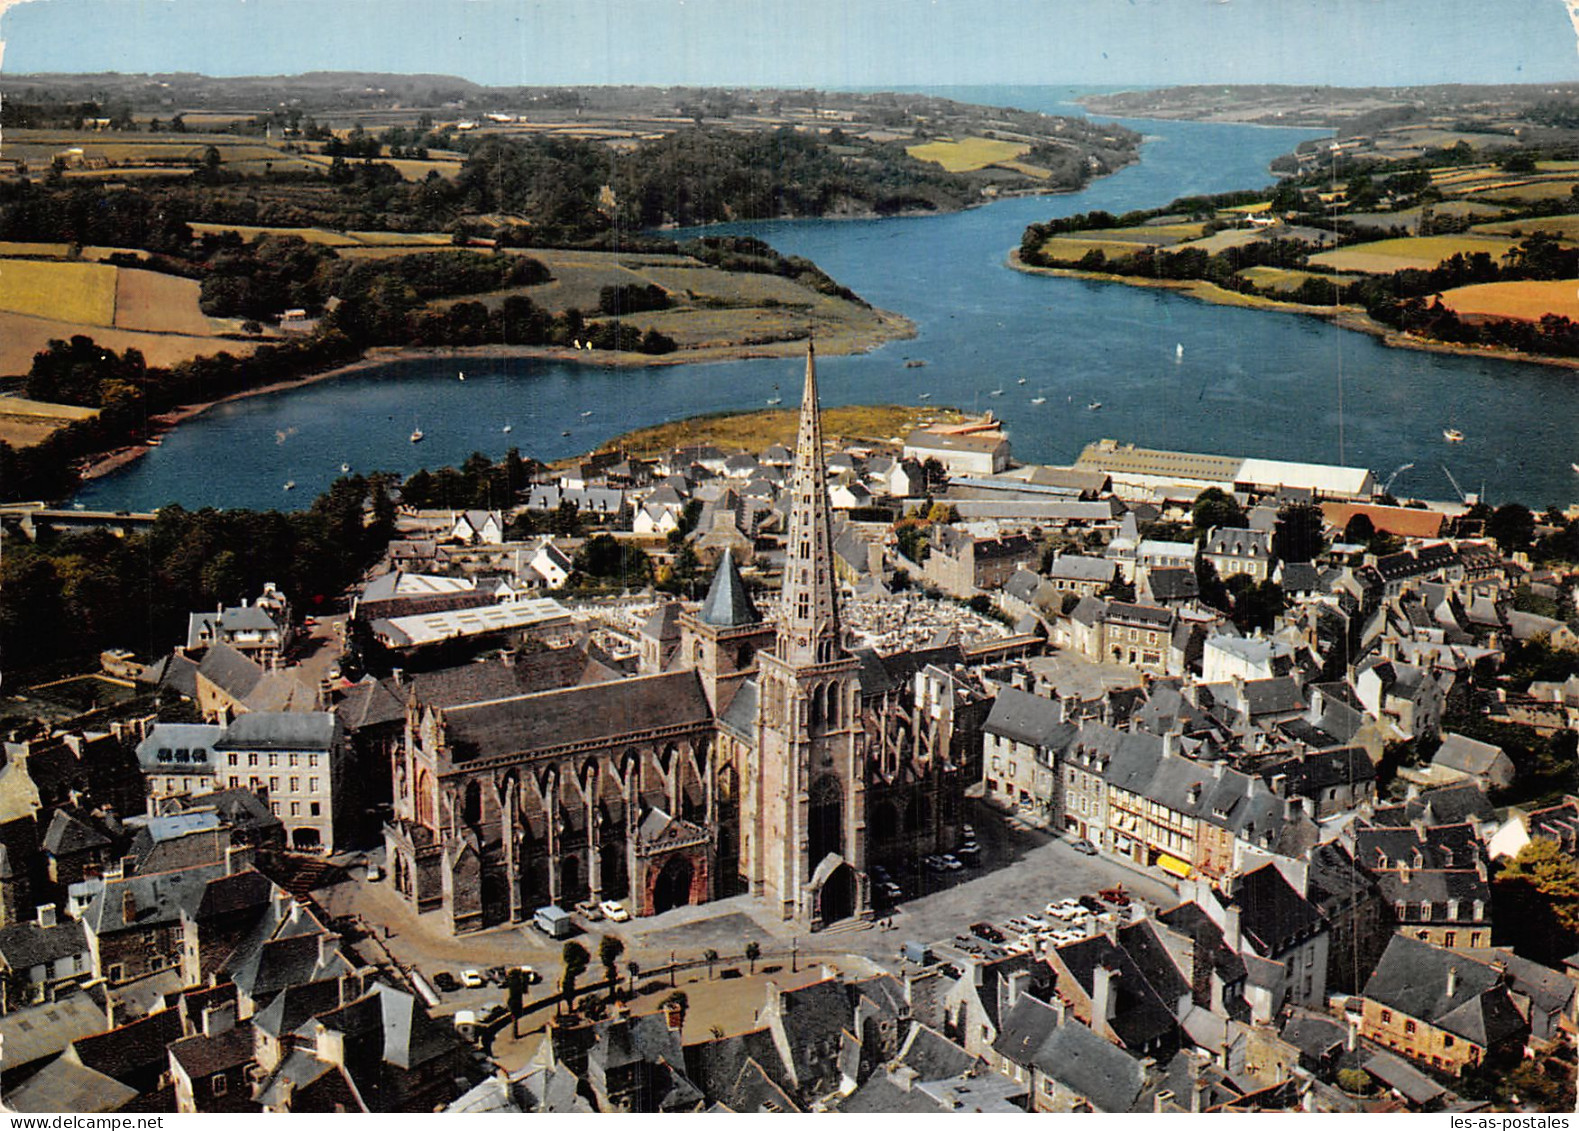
[[698, 549, 761, 628]]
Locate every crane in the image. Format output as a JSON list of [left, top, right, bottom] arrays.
[[1380, 462, 1414, 497], [1441, 464, 1470, 504]]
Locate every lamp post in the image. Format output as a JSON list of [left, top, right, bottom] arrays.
[[791, 937, 798, 974]]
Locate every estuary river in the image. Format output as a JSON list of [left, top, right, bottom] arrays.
[[74, 86, 1579, 512]]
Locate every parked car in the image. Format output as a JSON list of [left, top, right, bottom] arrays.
[[956, 841, 981, 862], [576, 899, 604, 921], [879, 881, 904, 901], [970, 922, 1006, 943], [514, 965, 541, 986], [1046, 898, 1083, 919], [1021, 913, 1047, 930], [461, 969, 485, 989], [924, 855, 948, 873], [940, 854, 964, 871], [961, 824, 976, 841], [599, 900, 630, 922], [432, 971, 460, 993], [1070, 838, 1098, 856]]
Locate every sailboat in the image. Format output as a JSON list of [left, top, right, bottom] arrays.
[[767, 382, 782, 406], [988, 387, 1004, 397], [458, 370, 466, 381], [580, 410, 594, 418], [1017, 377, 1027, 385], [1175, 343, 1184, 362], [502, 424, 512, 434], [1088, 401, 1103, 411], [283, 480, 296, 491], [1031, 390, 1047, 405], [917, 392, 932, 401], [340, 462, 350, 474], [1443, 428, 1464, 443], [410, 419, 424, 443]]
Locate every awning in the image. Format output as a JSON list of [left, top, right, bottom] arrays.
[[1157, 853, 1193, 878]]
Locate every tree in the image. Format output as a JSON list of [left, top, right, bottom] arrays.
[[703, 948, 719, 979], [1272, 502, 1326, 564], [598, 934, 625, 998], [744, 940, 762, 974], [507, 967, 528, 1037], [1486, 503, 1536, 554], [560, 940, 591, 1011], [1191, 488, 1246, 540], [1494, 839, 1579, 965]]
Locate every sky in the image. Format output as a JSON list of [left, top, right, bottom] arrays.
[[0, 0, 1575, 88]]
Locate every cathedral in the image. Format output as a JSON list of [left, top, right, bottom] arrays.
[[383, 346, 974, 934]]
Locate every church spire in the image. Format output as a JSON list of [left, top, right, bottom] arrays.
[[777, 343, 842, 668]]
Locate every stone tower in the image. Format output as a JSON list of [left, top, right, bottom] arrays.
[[746, 344, 868, 926]]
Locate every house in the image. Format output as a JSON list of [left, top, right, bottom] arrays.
[[212, 713, 347, 854], [1354, 656, 1446, 741], [168, 1002, 259, 1112], [0, 905, 91, 1010], [1202, 527, 1273, 582], [1138, 566, 1199, 607], [1358, 935, 1527, 1076], [1201, 635, 1294, 684], [184, 584, 291, 665], [1428, 733, 1515, 791], [829, 480, 874, 511], [449, 509, 504, 544], [633, 503, 681, 536], [1046, 554, 1117, 598], [136, 722, 223, 800], [991, 995, 1151, 1113], [1354, 820, 1494, 951], [1097, 602, 1177, 674], [922, 528, 1038, 597], [981, 687, 1075, 820]]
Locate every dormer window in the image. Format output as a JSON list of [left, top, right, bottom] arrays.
[[1419, 901, 1432, 921]]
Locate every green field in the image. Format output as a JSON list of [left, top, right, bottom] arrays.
[[906, 136, 1031, 172], [1307, 234, 1515, 274]]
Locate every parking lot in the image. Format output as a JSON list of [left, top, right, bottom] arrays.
[[844, 803, 1179, 965]]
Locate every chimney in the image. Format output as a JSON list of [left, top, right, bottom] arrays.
[[1001, 968, 1030, 1015], [121, 888, 137, 923], [317, 932, 338, 970], [1446, 966, 1458, 997], [203, 1001, 237, 1037], [35, 904, 57, 929], [1154, 1090, 1176, 1113], [1346, 1016, 1358, 1052], [1223, 906, 1242, 953], [317, 1024, 346, 1066], [225, 843, 256, 875], [1091, 964, 1120, 1041]]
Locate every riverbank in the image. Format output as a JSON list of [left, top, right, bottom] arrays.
[[75, 310, 915, 483], [595, 402, 963, 461], [1006, 251, 1579, 372]]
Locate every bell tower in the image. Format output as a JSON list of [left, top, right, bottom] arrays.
[[746, 344, 868, 926]]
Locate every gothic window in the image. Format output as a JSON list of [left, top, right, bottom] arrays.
[[808, 775, 844, 864], [463, 780, 483, 827]]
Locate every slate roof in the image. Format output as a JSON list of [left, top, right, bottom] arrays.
[[995, 999, 1147, 1113], [1229, 864, 1324, 956], [897, 1022, 976, 1081], [1258, 746, 1375, 797], [683, 1027, 793, 1109], [1240, 676, 1305, 717], [197, 643, 265, 700], [443, 670, 713, 762], [73, 1007, 185, 1084], [1363, 1050, 1445, 1106], [1362, 936, 1526, 1048], [984, 686, 1072, 750], [0, 917, 88, 971], [1431, 733, 1508, 777], [214, 711, 338, 752], [1049, 554, 1116, 583], [1051, 933, 1178, 1050], [135, 723, 224, 773], [314, 983, 462, 1073], [1145, 566, 1199, 601], [2, 1055, 139, 1113], [43, 809, 114, 856], [698, 550, 761, 627], [169, 1022, 256, 1080], [0, 994, 105, 1072]]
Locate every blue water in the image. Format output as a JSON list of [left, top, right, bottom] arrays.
[[74, 87, 1579, 512]]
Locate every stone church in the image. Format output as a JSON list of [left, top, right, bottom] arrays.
[[383, 346, 976, 934]]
